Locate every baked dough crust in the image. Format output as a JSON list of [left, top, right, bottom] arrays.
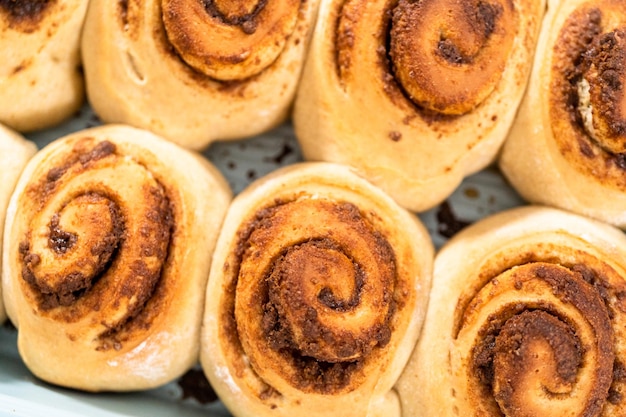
[[2, 124, 232, 391], [201, 162, 433, 417], [81, 0, 320, 150], [0, 0, 88, 132], [399, 205, 626, 416], [293, 0, 545, 212], [0, 124, 36, 323]]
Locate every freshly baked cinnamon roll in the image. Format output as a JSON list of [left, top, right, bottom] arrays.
[[293, 0, 545, 212], [81, 0, 320, 150], [500, 0, 626, 228], [0, 0, 89, 132], [399, 205, 626, 416], [200, 162, 433, 417], [1, 125, 232, 391], [0, 124, 36, 324]]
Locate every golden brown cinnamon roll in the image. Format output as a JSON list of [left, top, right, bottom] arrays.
[[200, 162, 433, 417], [292, 0, 545, 212], [81, 0, 320, 150], [399, 205, 626, 416], [0, 124, 36, 324], [0, 0, 88, 132], [500, 0, 626, 228], [1, 125, 232, 391]]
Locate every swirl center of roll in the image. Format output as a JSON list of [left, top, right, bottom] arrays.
[[234, 199, 398, 393], [577, 26, 626, 154], [462, 262, 614, 416], [266, 240, 378, 362], [161, 0, 300, 81], [18, 139, 174, 347], [492, 310, 582, 415], [205, 0, 265, 31], [21, 193, 123, 308], [388, 0, 515, 115]]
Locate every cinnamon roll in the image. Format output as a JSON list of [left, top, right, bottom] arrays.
[[398, 205, 626, 416], [0, 124, 36, 324], [1, 124, 232, 391], [292, 0, 545, 212], [0, 0, 88, 132], [200, 162, 433, 417], [500, 0, 626, 228], [81, 0, 320, 150]]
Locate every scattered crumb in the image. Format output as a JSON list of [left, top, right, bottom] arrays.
[[177, 369, 218, 405]]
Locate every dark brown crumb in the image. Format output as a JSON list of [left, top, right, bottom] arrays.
[[177, 369, 219, 404], [463, 187, 480, 199], [436, 200, 471, 238], [264, 143, 294, 164]]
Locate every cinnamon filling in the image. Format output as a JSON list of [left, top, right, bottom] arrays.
[[18, 139, 174, 349], [20, 193, 126, 309], [464, 262, 615, 416], [202, 0, 266, 34], [435, 2, 500, 65], [387, 0, 515, 115], [230, 198, 400, 394], [578, 29, 626, 154], [263, 239, 390, 363], [550, 4, 626, 177], [492, 311, 582, 413], [160, 0, 301, 81], [48, 213, 78, 254]]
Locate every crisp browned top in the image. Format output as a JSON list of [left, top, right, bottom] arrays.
[[335, 0, 519, 116], [388, 0, 516, 115], [159, 0, 302, 81], [0, 0, 56, 32]]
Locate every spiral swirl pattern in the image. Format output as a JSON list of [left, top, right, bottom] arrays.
[[83, 0, 319, 148], [499, 0, 626, 228], [401, 207, 626, 416], [235, 199, 397, 393], [2, 125, 232, 391], [293, 0, 544, 212], [457, 258, 617, 416], [161, 0, 301, 81], [387, 0, 516, 115], [335, 0, 522, 116], [550, 1, 626, 183], [201, 163, 433, 417], [16, 139, 172, 348]]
